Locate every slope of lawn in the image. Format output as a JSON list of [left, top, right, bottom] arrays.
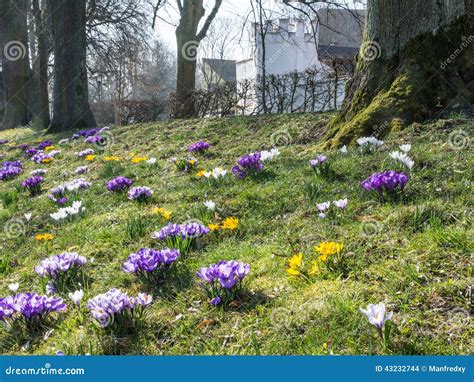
[[0, 113, 472, 355]]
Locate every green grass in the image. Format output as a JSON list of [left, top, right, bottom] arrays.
[[0, 113, 472, 355]]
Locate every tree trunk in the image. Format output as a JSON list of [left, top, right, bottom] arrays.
[[30, 0, 51, 130], [174, 0, 205, 118], [174, 0, 222, 119], [325, 0, 474, 147], [48, 0, 96, 131], [0, 0, 30, 130]]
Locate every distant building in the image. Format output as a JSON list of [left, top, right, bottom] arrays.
[[203, 8, 365, 114], [201, 58, 237, 90]]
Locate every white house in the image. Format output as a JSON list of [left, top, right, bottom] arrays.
[[235, 9, 365, 114]]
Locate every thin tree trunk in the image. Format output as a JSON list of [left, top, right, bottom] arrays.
[[174, 0, 222, 119], [0, 0, 30, 130], [48, 0, 96, 131], [325, 0, 474, 147], [30, 0, 50, 129]]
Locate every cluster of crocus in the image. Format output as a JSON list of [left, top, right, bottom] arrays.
[[197, 260, 250, 306], [152, 222, 210, 254], [24, 148, 39, 158], [152, 207, 172, 221], [76, 149, 94, 158], [84, 135, 105, 144], [34, 233, 55, 242], [0, 161, 22, 181], [314, 241, 344, 261], [130, 156, 148, 164], [361, 171, 409, 195], [74, 166, 89, 175], [127, 186, 153, 201], [232, 152, 264, 179], [357, 136, 384, 152], [287, 253, 318, 277], [50, 201, 86, 222], [30, 169, 47, 176], [123, 248, 180, 283], [71, 128, 101, 140], [309, 154, 330, 177], [260, 148, 280, 162], [0, 292, 66, 325], [360, 302, 393, 340], [22, 175, 44, 196], [389, 151, 414, 170], [36, 140, 54, 150], [171, 157, 198, 172], [49, 178, 91, 205], [30, 152, 54, 164], [35, 252, 87, 290], [188, 141, 210, 153], [106, 176, 133, 192], [197, 167, 228, 181], [86, 288, 152, 329], [316, 198, 348, 218]]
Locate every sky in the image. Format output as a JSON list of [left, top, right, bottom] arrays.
[[154, 0, 366, 61]]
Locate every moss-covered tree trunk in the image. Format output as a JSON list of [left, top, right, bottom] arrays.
[[325, 0, 474, 147], [0, 0, 30, 130], [48, 0, 96, 132]]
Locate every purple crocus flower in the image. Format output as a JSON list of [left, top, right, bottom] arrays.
[[22, 175, 44, 195], [86, 288, 152, 329], [123, 248, 180, 274], [309, 154, 327, 167], [0, 292, 66, 321], [36, 140, 54, 150], [188, 141, 210, 153], [0, 161, 23, 181], [210, 296, 222, 306], [35, 252, 87, 279], [361, 171, 409, 194], [106, 176, 133, 192], [232, 152, 264, 179], [127, 186, 153, 201], [360, 302, 393, 337], [0, 139, 8, 145]]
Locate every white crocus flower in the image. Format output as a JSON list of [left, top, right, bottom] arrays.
[[204, 200, 216, 211], [399, 144, 411, 153], [8, 283, 19, 292]]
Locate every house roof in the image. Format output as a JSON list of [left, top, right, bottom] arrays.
[[318, 44, 359, 60], [202, 58, 237, 83]]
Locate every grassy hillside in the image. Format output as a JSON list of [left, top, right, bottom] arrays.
[[0, 113, 472, 355]]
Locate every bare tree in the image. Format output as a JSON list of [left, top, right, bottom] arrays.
[[0, 0, 30, 130], [48, 0, 96, 131], [29, 0, 50, 129], [174, 0, 222, 118]]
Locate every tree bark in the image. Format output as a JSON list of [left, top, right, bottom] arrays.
[[325, 0, 474, 147], [174, 0, 222, 119], [0, 0, 30, 130], [30, 0, 51, 130], [48, 0, 96, 131]]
